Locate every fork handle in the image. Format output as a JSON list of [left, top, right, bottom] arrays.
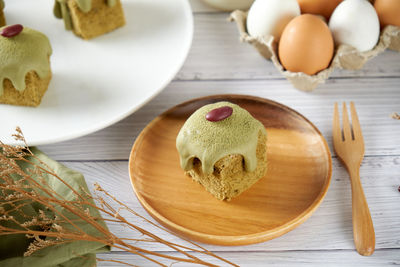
[[349, 168, 375, 256]]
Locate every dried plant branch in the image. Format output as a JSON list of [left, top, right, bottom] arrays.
[[96, 258, 140, 267], [392, 113, 400, 120], [0, 128, 238, 267]]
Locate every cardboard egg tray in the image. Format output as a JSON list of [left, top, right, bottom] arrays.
[[229, 10, 400, 92]]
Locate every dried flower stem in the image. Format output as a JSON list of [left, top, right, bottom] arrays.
[[0, 128, 238, 267]]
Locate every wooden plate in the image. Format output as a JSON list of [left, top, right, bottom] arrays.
[[129, 95, 332, 246]]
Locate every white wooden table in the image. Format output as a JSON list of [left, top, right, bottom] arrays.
[[39, 1, 400, 266]]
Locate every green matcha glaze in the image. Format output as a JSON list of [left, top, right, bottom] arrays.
[[54, 1, 73, 30], [0, 26, 52, 95], [54, 0, 118, 30], [75, 0, 92, 12], [176, 102, 267, 174]]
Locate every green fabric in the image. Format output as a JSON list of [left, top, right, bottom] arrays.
[[0, 147, 110, 267]]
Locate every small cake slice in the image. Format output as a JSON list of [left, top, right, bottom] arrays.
[[54, 0, 126, 40], [0, 24, 52, 107], [0, 0, 5, 27], [176, 102, 268, 201]]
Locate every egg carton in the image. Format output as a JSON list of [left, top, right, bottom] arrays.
[[229, 10, 400, 92]]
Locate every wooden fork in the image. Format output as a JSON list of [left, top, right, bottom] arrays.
[[332, 102, 375, 256]]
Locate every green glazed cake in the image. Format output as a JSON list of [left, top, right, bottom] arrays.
[[0, 25, 52, 107], [54, 0, 125, 40], [176, 101, 268, 201]]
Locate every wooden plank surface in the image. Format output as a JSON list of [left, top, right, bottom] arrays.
[[32, 0, 400, 265], [96, 249, 400, 266], [62, 155, 400, 252], [39, 78, 400, 160], [177, 14, 400, 80]]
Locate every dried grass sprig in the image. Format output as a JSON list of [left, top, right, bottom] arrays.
[[0, 128, 238, 267], [392, 113, 400, 120]]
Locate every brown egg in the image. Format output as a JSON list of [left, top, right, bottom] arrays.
[[278, 14, 334, 75], [374, 0, 400, 28], [297, 0, 342, 20]]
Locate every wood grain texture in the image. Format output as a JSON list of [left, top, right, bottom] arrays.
[[30, 1, 400, 263], [128, 95, 331, 245], [39, 78, 400, 160], [176, 14, 400, 81], [333, 103, 375, 256], [61, 155, 400, 252], [96, 249, 400, 266]]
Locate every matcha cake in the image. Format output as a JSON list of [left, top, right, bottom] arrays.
[[54, 0, 126, 40], [0, 24, 52, 107], [0, 0, 5, 27], [176, 102, 268, 201]]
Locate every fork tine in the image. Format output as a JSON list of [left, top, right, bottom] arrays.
[[342, 102, 352, 141], [333, 103, 342, 143], [350, 102, 364, 143]]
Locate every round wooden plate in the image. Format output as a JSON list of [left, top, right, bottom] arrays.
[[129, 95, 332, 246]]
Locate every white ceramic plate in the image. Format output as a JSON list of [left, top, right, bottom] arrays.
[[0, 0, 193, 145]]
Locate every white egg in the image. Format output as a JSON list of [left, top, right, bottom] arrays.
[[247, 0, 300, 40], [329, 0, 380, 52]]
